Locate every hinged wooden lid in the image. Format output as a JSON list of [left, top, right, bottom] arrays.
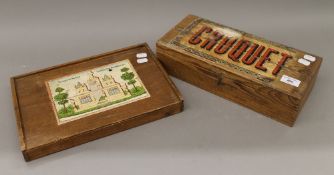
[[157, 15, 322, 100]]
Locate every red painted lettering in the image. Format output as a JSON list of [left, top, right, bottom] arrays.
[[188, 26, 212, 45]]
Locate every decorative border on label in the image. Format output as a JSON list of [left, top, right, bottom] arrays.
[[168, 18, 274, 83]]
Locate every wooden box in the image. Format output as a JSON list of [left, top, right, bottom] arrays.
[[157, 15, 322, 126], [11, 43, 183, 161]]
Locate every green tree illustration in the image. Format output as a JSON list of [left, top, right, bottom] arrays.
[[121, 67, 138, 91], [54, 87, 69, 113]]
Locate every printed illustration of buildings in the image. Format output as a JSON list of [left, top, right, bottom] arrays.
[[69, 72, 129, 111]]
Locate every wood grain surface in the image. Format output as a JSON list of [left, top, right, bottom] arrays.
[[157, 15, 322, 127], [11, 43, 183, 161]]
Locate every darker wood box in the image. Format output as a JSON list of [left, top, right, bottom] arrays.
[[11, 43, 183, 161], [157, 15, 322, 126]]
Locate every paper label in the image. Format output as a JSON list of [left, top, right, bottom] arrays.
[[137, 58, 148, 64], [298, 58, 310, 66], [46, 59, 150, 124], [168, 18, 304, 84], [280, 75, 301, 87], [304, 54, 316, 62], [136, 53, 147, 58]]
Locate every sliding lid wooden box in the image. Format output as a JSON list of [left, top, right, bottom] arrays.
[[157, 15, 322, 126], [11, 43, 183, 161]]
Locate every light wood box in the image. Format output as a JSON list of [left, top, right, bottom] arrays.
[[157, 15, 321, 126], [11, 43, 183, 161]]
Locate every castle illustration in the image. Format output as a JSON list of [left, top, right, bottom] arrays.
[[69, 71, 130, 111]]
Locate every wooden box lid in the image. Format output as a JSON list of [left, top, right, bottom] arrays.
[[157, 15, 322, 126], [11, 43, 183, 161]]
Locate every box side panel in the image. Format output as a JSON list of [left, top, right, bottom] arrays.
[[293, 58, 322, 123], [10, 78, 27, 152], [24, 101, 182, 161], [157, 45, 301, 126]]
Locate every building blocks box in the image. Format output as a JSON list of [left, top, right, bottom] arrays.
[[11, 43, 183, 161]]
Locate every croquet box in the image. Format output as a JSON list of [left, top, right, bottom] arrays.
[[156, 15, 322, 126], [11, 43, 183, 161]]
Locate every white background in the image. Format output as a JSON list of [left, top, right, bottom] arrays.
[[0, 0, 333, 174]]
